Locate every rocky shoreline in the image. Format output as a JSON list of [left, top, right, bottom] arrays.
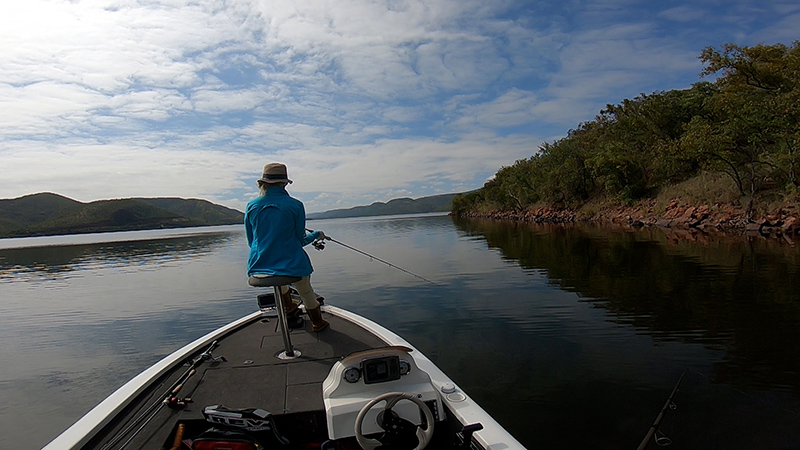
[[454, 199, 800, 241]]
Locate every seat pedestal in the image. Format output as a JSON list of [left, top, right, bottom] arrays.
[[249, 275, 302, 359]]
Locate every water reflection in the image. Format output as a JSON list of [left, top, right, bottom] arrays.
[[5, 217, 800, 449], [0, 229, 237, 281], [452, 217, 800, 392]]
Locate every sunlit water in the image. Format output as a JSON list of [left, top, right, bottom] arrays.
[[1, 215, 799, 449]]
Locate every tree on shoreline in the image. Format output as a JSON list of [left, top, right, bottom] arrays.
[[684, 42, 800, 199], [453, 41, 800, 216]]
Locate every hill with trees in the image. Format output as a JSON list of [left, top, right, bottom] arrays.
[[452, 42, 800, 234], [0, 193, 244, 238], [307, 193, 456, 219]]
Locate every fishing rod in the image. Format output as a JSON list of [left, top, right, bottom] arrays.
[[636, 368, 688, 450], [306, 229, 439, 286], [103, 340, 223, 450]]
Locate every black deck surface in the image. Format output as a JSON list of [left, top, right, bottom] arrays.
[[90, 309, 388, 450]]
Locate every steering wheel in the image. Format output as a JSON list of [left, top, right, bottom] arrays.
[[354, 392, 435, 450]]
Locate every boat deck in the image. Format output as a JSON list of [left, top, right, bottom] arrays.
[[89, 309, 388, 450]]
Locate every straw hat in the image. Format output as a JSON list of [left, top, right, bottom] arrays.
[[258, 163, 293, 184]]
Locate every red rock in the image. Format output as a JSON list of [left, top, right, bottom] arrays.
[[678, 207, 696, 222], [782, 216, 798, 234], [745, 222, 761, 233], [656, 219, 673, 228]]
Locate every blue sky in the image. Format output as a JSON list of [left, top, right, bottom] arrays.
[[1, 1, 797, 213]]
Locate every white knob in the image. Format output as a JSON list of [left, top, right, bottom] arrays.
[[441, 382, 456, 394]]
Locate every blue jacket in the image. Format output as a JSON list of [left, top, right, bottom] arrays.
[[244, 186, 321, 277]]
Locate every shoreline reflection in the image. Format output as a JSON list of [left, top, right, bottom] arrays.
[[452, 217, 800, 393]]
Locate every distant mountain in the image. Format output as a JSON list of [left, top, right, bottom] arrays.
[[135, 197, 243, 225], [0, 193, 244, 238], [307, 193, 457, 219]]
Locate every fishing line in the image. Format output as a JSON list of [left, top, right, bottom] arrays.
[[306, 229, 440, 286], [691, 370, 800, 417]]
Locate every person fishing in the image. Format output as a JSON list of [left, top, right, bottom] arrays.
[[245, 162, 329, 332]]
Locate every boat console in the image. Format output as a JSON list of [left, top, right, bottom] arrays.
[[322, 346, 443, 446]]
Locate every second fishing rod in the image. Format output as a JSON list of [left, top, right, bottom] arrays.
[[306, 229, 439, 286]]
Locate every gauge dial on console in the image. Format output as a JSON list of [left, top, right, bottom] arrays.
[[343, 366, 361, 383], [399, 360, 411, 375]]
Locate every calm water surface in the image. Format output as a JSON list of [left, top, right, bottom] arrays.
[[1, 215, 799, 449]]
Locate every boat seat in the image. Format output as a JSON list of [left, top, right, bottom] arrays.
[[248, 275, 301, 287], [248, 275, 303, 359]]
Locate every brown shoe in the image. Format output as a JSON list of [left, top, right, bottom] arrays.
[[280, 290, 299, 315], [306, 307, 329, 332]]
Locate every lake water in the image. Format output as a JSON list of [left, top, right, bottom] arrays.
[[1, 214, 799, 449]]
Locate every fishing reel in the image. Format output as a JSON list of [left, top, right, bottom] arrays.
[[307, 228, 327, 251]]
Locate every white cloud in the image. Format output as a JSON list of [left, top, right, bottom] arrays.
[[191, 87, 275, 114], [753, 11, 800, 44], [0, 82, 104, 137], [416, 40, 510, 91], [110, 89, 191, 120], [453, 89, 540, 129], [0, 131, 532, 213], [0, 0, 792, 213], [658, 5, 707, 23]]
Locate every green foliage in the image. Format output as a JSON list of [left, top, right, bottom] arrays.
[[536, 137, 593, 204], [137, 198, 244, 224], [455, 41, 800, 214], [685, 42, 800, 196], [0, 193, 83, 233], [0, 193, 244, 238]]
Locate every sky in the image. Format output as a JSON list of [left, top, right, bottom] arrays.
[[1, 1, 797, 213]]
